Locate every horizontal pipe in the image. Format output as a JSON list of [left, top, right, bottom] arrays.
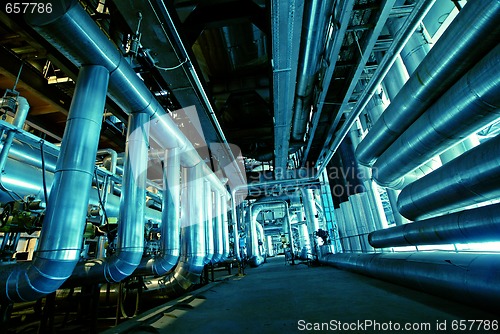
[[373, 44, 500, 187], [320, 252, 500, 311], [398, 135, 500, 221], [356, 0, 500, 166], [369, 202, 500, 248]]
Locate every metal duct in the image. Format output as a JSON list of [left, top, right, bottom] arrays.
[[298, 223, 312, 260], [160, 164, 207, 297], [334, 207, 349, 252], [291, 0, 334, 142], [356, 0, 500, 166], [212, 188, 224, 263], [136, 147, 181, 275], [256, 222, 266, 259], [271, 0, 303, 174], [0, 65, 109, 301], [71, 112, 150, 284], [386, 17, 430, 76], [398, 135, 500, 221], [221, 195, 230, 261], [0, 154, 161, 228], [247, 204, 265, 267], [373, 44, 500, 188], [349, 194, 374, 253], [315, 0, 435, 173], [204, 180, 214, 264], [301, 188, 319, 235], [319, 252, 500, 310], [340, 201, 361, 252], [369, 202, 500, 248]]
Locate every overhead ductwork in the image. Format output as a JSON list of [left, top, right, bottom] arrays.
[[320, 252, 500, 310], [373, 44, 500, 188], [369, 202, 500, 248], [398, 134, 500, 221], [356, 0, 500, 166], [1, 65, 109, 301]]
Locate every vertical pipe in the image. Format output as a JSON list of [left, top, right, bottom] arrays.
[[1, 65, 109, 301], [106, 111, 149, 281], [221, 195, 230, 261], [212, 188, 224, 263]]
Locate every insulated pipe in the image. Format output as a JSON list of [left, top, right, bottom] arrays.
[[0, 65, 109, 301], [212, 188, 224, 263], [398, 135, 500, 221], [373, 44, 500, 188], [203, 180, 214, 264], [160, 164, 207, 297], [247, 204, 265, 267], [0, 97, 30, 173], [340, 201, 361, 252], [71, 112, 150, 284], [256, 222, 266, 258], [291, 0, 334, 142], [221, 195, 230, 261], [301, 188, 320, 235], [136, 147, 181, 275], [315, 0, 436, 173], [369, 202, 500, 248], [334, 207, 349, 252], [319, 252, 500, 310], [25, 0, 244, 181], [298, 223, 312, 260], [356, 0, 500, 166]]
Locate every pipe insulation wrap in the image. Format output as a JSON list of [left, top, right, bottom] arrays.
[[397, 134, 500, 221], [1, 65, 109, 301], [373, 44, 500, 188], [356, 0, 500, 166], [369, 202, 500, 248], [320, 252, 500, 309]]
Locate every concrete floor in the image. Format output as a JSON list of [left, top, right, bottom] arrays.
[[106, 256, 499, 334]]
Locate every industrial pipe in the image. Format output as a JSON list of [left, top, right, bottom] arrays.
[[25, 0, 243, 183], [212, 188, 224, 263], [291, 0, 334, 142], [373, 44, 500, 188], [320, 252, 500, 310], [204, 180, 215, 264], [0, 65, 109, 301], [356, 0, 500, 166], [247, 204, 265, 267], [160, 164, 207, 297], [136, 147, 181, 275], [369, 202, 500, 248], [0, 96, 30, 173], [398, 134, 500, 221], [221, 195, 230, 261]]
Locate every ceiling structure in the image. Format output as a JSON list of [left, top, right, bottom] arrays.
[[0, 0, 456, 179]]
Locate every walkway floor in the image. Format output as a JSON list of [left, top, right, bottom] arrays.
[[106, 256, 499, 334]]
